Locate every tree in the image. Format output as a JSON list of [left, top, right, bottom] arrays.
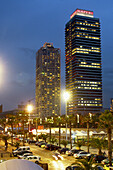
[[20, 111, 28, 146], [61, 140, 68, 148], [74, 140, 85, 150], [49, 136, 57, 144], [83, 114, 92, 153], [99, 110, 113, 167], [54, 116, 63, 147], [72, 157, 100, 170], [42, 134, 48, 142], [46, 117, 54, 142], [29, 133, 34, 140], [33, 118, 40, 136], [0, 118, 7, 133], [90, 137, 107, 155], [15, 141, 20, 149], [66, 114, 74, 149], [38, 133, 48, 142], [7, 115, 16, 145], [2, 135, 10, 151]]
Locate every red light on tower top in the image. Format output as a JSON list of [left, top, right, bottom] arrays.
[[70, 9, 94, 19]]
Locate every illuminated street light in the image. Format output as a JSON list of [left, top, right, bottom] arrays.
[[63, 91, 70, 140], [27, 104, 33, 132], [27, 105, 33, 113]]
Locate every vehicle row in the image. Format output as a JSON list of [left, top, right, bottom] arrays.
[[12, 146, 40, 164]]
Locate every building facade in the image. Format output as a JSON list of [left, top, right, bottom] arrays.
[[65, 9, 102, 115], [36, 43, 61, 118]]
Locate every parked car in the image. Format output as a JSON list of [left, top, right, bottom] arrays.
[[66, 164, 81, 169], [103, 165, 113, 170], [54, 145, 61, 150], [23, 155, 41, 164], [28, 139, 36, 144], [35, 141, 45, 146], [18, 152, 33, 159], [38, 142, 47, 147], [12, 146, 30, 156], [94, 155, 107, 163], [66, 149, 83, 156], [41, 143, 47, 148], [17, 151, 33, 157], [58, 148, 70, 154], [74, 151, 90, 158], [66, 164, 104, 170], [45, 144, 56, 151], [102, 158, 113, 164], [96, 166, 104, 170], [84, 154, 97, 162]]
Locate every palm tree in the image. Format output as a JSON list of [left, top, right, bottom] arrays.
[[42, 134, 48, 142], [38, 133, 48, 142], [33, 118, 40, 136], [49, 136, 57, 144], [2, 135, 10, 151], [46, 117, 54, 142], [7, 115, 16, 145], [15, 141, 20, 149], [83, 114, 92, 153], [20, 112, 28, 146], [54, 116, 63, 147], [99, 110, 113, 166], [61, 140, 68, 148], [72, 157, 100, 170], [65, 115, 73, 149], [90, 137, 107, 155], [0, 118, 7, 133], [74, 140, 85, 150]]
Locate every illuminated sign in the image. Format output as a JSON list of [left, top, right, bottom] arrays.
[[70, 9, 94, 19]]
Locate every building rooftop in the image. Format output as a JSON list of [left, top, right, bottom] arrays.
[[70, 9, 94, 19]]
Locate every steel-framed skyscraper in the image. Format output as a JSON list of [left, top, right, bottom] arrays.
[[65, 9, 102, 115], [36, 43, 61, 118]]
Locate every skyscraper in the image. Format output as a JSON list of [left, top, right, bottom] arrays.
[[36, 43, 61, 118], [65, 9, 102, 115]]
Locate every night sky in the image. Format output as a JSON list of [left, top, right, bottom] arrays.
[[0, 0, 113, 112]]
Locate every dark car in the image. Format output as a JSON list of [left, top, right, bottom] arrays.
[[66, 165, 81, 170], [58, 148, 70, 154], [53, 145, 61, 150], [28, 139, 36, 144], [84, 154, 97, 161], [45, 144, 55, 150], [67, 149, 84, 156], [94, 155, 107, 163]]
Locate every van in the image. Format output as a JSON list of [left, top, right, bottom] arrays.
[[12, 146, 30, 156]]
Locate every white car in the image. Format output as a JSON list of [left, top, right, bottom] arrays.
[[18, 153, 33, 159], [23, 155, 41, 163], [74, 151, 90, 158]]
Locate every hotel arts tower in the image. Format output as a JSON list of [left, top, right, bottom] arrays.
[[65, 9, 102, 115]]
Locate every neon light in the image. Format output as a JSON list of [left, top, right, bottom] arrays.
[[70, 9, 93, 19]]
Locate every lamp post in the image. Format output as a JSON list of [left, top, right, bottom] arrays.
[[63, 91, 70, 141], [27, 104, 33, 133]]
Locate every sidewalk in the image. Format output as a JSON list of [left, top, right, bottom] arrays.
[[0, 140, 16, 160]]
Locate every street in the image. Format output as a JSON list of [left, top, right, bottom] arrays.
[[30, 144, 75, 170]]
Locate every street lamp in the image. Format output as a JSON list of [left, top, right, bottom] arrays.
[[63, 91, 70, 140], [27, 104, 33, 132]]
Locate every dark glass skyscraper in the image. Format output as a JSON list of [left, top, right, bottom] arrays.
[[65, 9, 102, 115], [36, 43, 61, 118]]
